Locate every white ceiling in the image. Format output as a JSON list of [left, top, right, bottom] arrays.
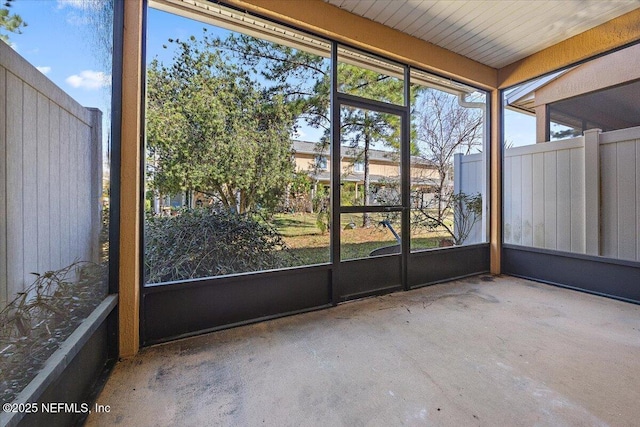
[[323, 0, 640, 68]]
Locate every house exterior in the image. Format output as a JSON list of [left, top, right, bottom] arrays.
[[292, 140, 442, 206], [506, 43, 640, 142]]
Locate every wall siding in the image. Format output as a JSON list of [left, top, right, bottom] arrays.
[[1, 44, 102, 306]]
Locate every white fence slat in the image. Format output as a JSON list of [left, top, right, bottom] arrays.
[[511, 155, 522, 245], [570, 148, 585, 253], [59, 110, 71, 267], [49, 103, 62, 270], [6, 74, 24, 303], [457, 154, 484, 244], [543, 151, 557, 249], [0, 67, 6, 306], [600, 143, 618, 258], [37, 93, 51, 273], [473, 159, 482, 242], [556, 149, 572, 252], [532, 153, 545, 247], [89, 109, 103, 262], [69, 117, 79, 262], [23, 85, 39, 284], [584, 129, 600, 255], [521, 154, 533, 246], [81, 123, 92, 259], [503, 156, 512, 243], [616, 140, 637, 260]]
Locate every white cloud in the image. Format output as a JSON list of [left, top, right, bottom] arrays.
[[56, 0, 100, 10], [36, 66, 52, 75], [66, 70, 110, 90], [66, 13, 90, 26]]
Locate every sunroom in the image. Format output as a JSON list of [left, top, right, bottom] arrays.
[[1, 0, 639, 426]]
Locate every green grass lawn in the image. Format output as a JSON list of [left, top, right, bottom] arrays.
[[272, 212, 446, 265]]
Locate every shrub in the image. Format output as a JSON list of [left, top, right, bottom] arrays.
[[144, 208, 293, 283]]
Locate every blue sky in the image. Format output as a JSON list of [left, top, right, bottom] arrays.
[[7, 0, 111, 116], [6, 1, 535, 148]]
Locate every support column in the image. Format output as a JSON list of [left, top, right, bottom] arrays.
[[490, 89, 502, 274], [119, 0, 144, 358], [535, 104, 548, 143], [584, 128, 601, 256]]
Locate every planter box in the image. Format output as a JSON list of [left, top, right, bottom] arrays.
[[0, 295, 117, 427]]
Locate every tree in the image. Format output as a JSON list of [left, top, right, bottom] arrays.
[[0, 0, 26, 43], [411, 89, 484, 244], [338, 66, 404, 226], [211, 33, 331, 133], [146, 35, 296, 214], [217, 35, 412, 226]]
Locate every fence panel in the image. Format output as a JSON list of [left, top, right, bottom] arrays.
[[0, 42, 102, 306], [459, 126, 640, 262], [457, 152, 484, 244], [600, 127, 640, 261], [507, 138, 584, 253]]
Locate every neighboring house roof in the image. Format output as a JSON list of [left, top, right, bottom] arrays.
[[504, 70, 569, 114], [505, 44, 640, 131], [305, 170, 439, 187]]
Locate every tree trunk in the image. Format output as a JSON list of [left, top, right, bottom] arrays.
[[362, 131, 371, 228]]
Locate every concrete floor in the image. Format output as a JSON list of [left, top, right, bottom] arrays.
[[86, 276, 640, 426]]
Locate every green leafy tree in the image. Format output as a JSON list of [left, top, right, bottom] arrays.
[[338, 65, 405, 226], [211, 33, 331, 132], [0, 0, 26, 43], [216, 35, 415, 226], [550, 127, 581, 140], [146, 35, 296, 214]]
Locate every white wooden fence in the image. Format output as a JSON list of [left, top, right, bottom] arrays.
[[599, 127, 640, 261], [1, 41, 103, 307], [454, 152, 485, 244], [458, 126, 640, 262], [504, 135, 586, 252]]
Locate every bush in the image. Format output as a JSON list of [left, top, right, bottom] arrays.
[[144, 208, 293, 283]]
